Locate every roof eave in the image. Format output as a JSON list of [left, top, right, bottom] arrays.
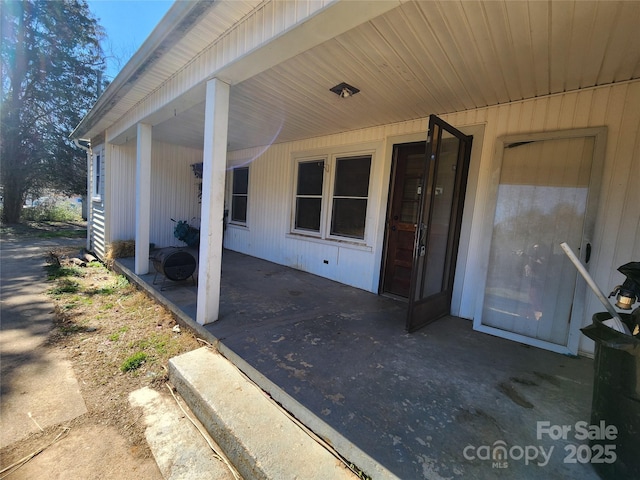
[[71, 0, 216, 140]]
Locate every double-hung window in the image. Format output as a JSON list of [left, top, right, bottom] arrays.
[[330, 155, 371, 239], [294, 159, 325, 233], [292, 152, 372, 241], [231, 166, 249, 224]]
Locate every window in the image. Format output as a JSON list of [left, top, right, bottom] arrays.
[[292, 153, 372, 241], [231, 167, 249, 224], [93, 153, 101, 199], [295, 160, 325, 233], [331, 156, 371, 239]]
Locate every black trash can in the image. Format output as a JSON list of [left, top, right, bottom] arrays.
[[581, 312, 640, 479]]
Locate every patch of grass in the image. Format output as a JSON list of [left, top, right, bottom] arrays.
[[50, 279, 80, 296], [108, 326, 129, 342], [86, 275, 130, 295], [37, 229, 87, 238], [121, 352, 148, 373], [1, 220, 86, 238], [46, 264, 84, 280]]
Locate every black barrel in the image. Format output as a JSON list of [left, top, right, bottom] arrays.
[[152, 248, 196, 281], [581, 312, 640, 479]]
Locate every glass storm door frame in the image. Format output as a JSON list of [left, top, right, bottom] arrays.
[[406, 115, 473, 332], [473, 127, 607, 355]]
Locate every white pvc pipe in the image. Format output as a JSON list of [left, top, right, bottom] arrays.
[[560, 242, 627, 332]]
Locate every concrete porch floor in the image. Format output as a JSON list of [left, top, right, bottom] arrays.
[[117, 249, 599, 480]]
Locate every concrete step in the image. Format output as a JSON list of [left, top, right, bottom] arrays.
[[168, 347, 358, 480], [129, 386, 239, 480]]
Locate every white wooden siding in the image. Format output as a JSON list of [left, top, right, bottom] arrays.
[[89, 145, 107, 258], [107, 143, 136, 249], [90, 203, 106, 259], [444, 81, 640, 355], [105, 140, 203, 251], [149, 142, 203, 248]]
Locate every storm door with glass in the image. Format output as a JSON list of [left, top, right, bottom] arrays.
[[474, 129, 605, 355], [406, 115, 473, 332]]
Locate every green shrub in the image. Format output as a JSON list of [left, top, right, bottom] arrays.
[[22, 201, 82, 222]]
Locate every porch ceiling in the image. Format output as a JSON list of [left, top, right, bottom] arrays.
[[154, 0, 640, 151]]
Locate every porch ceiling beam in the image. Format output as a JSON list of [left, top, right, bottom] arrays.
[[107, 0, 402, 146], [196, 78, 230, 325]]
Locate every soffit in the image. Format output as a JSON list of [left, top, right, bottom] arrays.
[[136, 1, 640, 150], [76, 0, 262, 139]]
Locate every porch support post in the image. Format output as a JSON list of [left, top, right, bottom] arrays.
[[135, 122, 152, 275], [196, 78, 229, 325]]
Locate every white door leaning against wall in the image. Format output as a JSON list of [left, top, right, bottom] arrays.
[[474, 128, 606, 355]]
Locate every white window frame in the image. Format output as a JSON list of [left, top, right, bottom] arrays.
[[290, 145, 376, 245], [92, 149, 103, 202], [230, 166, 249, 226], [326, 154, 372, 242], [291, 156, 328, 238]]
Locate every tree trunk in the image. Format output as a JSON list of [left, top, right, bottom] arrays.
[[1, 179, 25, 224]]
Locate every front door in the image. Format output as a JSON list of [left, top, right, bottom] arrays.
[[406, 115, 473, 332], [381, 142, 426, 298]]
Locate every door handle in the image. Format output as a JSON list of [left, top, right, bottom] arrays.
[[391, 225, 397, 232], [585, 243, 591, 263]]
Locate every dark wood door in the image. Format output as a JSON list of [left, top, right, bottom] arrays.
[[381, 142, 426, 297], [406, 115, 473, 332]]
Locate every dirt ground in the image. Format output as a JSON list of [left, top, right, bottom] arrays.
[[0, 223, 202, 479]]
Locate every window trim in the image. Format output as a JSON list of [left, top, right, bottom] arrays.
[[290, 144, 377, 244], [291, 157, 328, 238], [230, 166, 249, 226], [92, 150, 103, 202], [327, 154, 372, 241]]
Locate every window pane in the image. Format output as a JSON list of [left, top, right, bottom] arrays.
[[331, 198, 367, 239], [233, 167, 249, 194], [334, 156, 371, 197], [295, 198, 322, 231], [231, 196, 247, 222], [297, 161, 324, 195]]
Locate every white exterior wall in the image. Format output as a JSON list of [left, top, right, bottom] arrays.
[[107, 142, 136, 248], [89, 144, 107, 258], [149, 142, 203, 248], [223, 81, 640, 355], [98, 140, 203, 255], [445, 81, 640, 354]]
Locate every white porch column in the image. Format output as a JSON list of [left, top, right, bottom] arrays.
[[196, 78, 230, 325], [135, 123, 152, 275]]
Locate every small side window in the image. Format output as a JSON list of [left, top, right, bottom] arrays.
[[93, 153, 101, 200], [231, 166, 249, 224]]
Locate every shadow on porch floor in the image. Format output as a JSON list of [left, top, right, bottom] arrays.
[[117, 249, 598, 480]]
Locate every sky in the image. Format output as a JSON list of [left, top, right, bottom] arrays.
[[87, 0, 174, 81]]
